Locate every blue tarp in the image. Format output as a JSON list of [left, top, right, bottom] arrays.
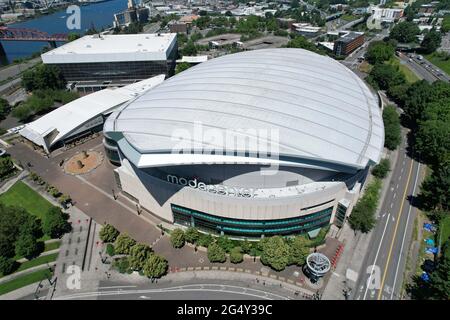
[[425, 238, 435, 246], [421, 272, 430, 282], [423, 223, 437, 232], [425, 247, 439, 254]]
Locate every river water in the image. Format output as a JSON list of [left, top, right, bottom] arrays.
[[1, 0, 128, 64]]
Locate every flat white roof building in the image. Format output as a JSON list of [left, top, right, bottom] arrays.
[[42, 33, 177, 64], [20, 75, 165, 153]]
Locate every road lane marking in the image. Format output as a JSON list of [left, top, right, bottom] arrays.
[[363, 213, 391, 300], [377, 159, 414, 300], [390, 163, 421, 299]]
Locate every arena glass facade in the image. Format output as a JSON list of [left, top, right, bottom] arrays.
[[171, 204, 333, 237]]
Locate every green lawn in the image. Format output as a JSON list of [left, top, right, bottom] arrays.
[[44, 241, 61, 252], [0, 181, 55, 221], [387, 58, 420, 83], [16, 253, 58, 273], [0, 269, 52, 296], [426, 52, 450, 75]]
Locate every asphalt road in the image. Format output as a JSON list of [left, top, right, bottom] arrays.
[[397, 53, 446, 83], [53, 279, 297, 300], [353, 133, 423, 300]]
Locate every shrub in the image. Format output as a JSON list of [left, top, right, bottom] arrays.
[[0, 256, 18, 275], [113, 257, 132, 274], [128, 243, 153, 271], [230, 247, 244, 264], [99, 224, 120, 243], [142, 254, 168, 278], [197, 233, 214, 247], [184, 227, 200, 244], [114, 233, 136, 255], [207, 243, 227, 263], [216, 235, 234, 253], [372, 158, 391, 179], [106, 243, 115, 256], [170, 228, 185, 248]]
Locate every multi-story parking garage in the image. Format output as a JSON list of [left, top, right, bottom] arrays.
[[103, 48, 384, 238]]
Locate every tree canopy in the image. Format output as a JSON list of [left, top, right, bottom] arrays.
[[365, 41, 395, 65], [114, 233, 136, 255], [207, 243, 227, 263], [260, 236, 290, 271], [128, 243, 153, 271], [142, 254, 168, 278], [382, 105, 402, 150], [389, 21, 420, 43], [22, 64, 66, 92], [99, 224, 120, 243], [42, 207, 71, 238]]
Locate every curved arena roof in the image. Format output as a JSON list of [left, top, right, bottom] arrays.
[[105, 48, 384, 171]]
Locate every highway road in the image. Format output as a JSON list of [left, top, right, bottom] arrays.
[[397, 53, 450, 83]]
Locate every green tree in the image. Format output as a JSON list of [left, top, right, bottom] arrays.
[[348, 179, 381, 233], [260, 236, 290, 271], [175, 62, 192, 74], [390, 21, 420, 43], [184, 227, 200, 244], [114, 233, 136, 255], [142, 254, 168, 278], [22, 64, 65, 92], [0, 157, 14, 178], [99, 224, 120, 243], [230, 246, 244, 264], [0, 98, 10, 120], [415, 120, 450, 167], [182, 41, 198, 56], [288, 236, 310, 266], [0, 205, 29, 258], [170, 228, 185, 248], [216, 235, 234, 253], [197, 233, 214, 247], [42, 207, 71, 238], [207, 243, 227, 263], [419, 162, 450, 211], [367, 64, 406, 90], [372, 158, 391, 179], [365, 41, 395, 65], [382, 105, 402, 150], [428, 240, 450, 299], [0, 256, 17, 275], [15, 233, 43, 259], [128, 243, 153, 271], [421, 29, 442, 54], [241, 239, 252, 254]]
